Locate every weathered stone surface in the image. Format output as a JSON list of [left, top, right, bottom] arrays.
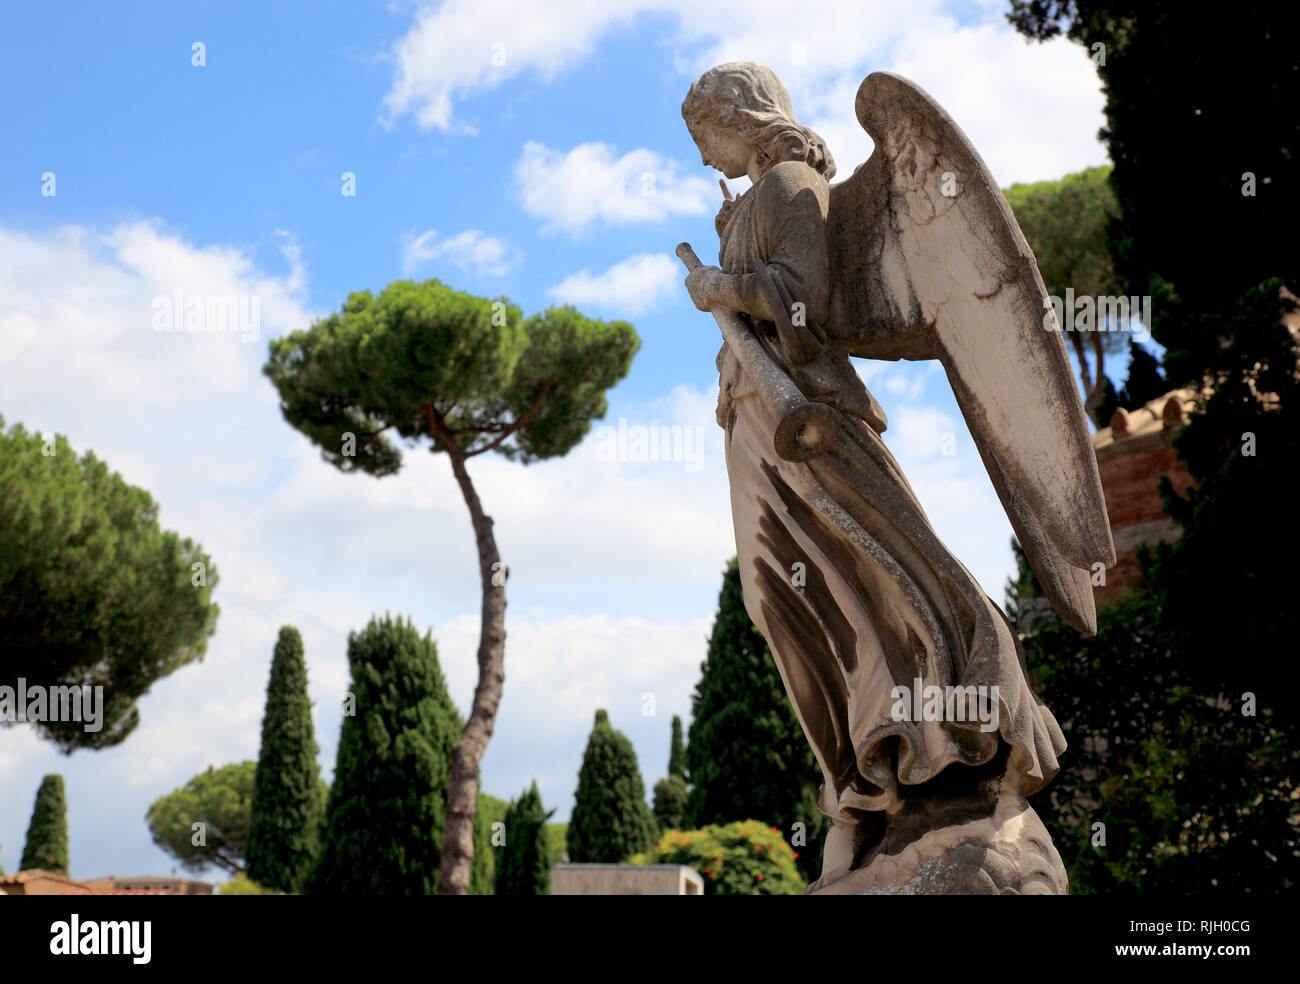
[[550, 864, 703, 896], [809, 780, 1067, 895], [680, 62, 1112, 894]]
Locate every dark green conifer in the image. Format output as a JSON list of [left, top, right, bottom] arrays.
[[306, 615, 461, 894], [246, 626, 322, 893], [687, 558, 825, 881], [20, 774, 69, 874], [567, 709, 656, 862], [495, 781, 553, 895]]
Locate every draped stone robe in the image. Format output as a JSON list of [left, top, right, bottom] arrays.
[[713, 160, 1067, 839]]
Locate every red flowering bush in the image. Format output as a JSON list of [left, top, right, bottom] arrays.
[[630, 819, 804, 895]]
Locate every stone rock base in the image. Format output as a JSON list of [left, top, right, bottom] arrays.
[[808, 781, 1068, 895]]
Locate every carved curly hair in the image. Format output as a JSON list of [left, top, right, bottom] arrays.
[[682, 62, 836, 181]]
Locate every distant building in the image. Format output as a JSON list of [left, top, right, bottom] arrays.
[[1089, 286, 1297, 600], [0, 870, 94, 896], [1091, 388, 1198, 599], [0, 870, 212, 895], [550, 863, 703, 895], [82, 874, 214, 895]]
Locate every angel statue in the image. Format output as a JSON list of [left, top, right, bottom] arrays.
[[678, 63, 1115, 895]]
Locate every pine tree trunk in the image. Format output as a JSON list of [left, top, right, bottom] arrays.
[[1086, 328, 1106, 421], [437, 450, 506, 895]]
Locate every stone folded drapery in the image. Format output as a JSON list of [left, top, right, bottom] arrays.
[[715, 158, 1066, 827]]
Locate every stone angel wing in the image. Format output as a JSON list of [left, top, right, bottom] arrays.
[[826, 72, 1115, 635]]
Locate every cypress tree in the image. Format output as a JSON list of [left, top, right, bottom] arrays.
[[567, 709, 657, 862], [265, 280, 639, 894], [687, 558, 826, 882], [495, 781, 553, 895], [470, 792, 509, 895], [305, 615, 462, 894], [1092, 374, 1120, 430], [1006, 5, 1298, 892], [667, 714, 686, 780], [652, 775, 689, 832], [245, 626, 322, 893], [1118, 340, 1167, 410], [653, 715, 689, 831], [20, 774, 68, 874]]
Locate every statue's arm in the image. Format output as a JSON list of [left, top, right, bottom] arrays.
[[690, 267, 782, 323], [685, 162, 830, 364], [753, 163, 830, 328]]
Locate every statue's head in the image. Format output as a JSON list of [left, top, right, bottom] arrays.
[[682, 62, 836, 181]]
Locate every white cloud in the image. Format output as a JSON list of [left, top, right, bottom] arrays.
[[0, 219, 740, 871], [878, 20, 1108, 185], [383, 1, 650, 131], [383, 0, 936, 133], [548, 252, 680, 314], [725, 23, 1108, 188], [433, 610, 711, 814], [387, 2, 1105, 186], [402, 228, 519, 276], [0, 222, 307, 411], [882, 372, 926, 401], [889, 404, 960, 458], [0, 220, 321, 876], [0, 216, 1023, 873], [874, 365, 1017, 598], [516, 141, 714, 236]]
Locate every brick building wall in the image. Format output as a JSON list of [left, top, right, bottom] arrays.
[[1, 870, 212, 895], [1092, 390, 1197, 599]]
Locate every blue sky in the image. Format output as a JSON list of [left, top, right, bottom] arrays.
[[1, 0, 1119, 883]]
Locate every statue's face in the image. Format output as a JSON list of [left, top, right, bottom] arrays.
[[693, 121, 753, 180]]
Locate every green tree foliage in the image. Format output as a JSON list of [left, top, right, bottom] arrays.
[[567, 709, 657, 862], [470, 792, 509, 895], [147, 762, 254, 874], [1003, 166, 1121, 303], [306, 615, 462, 895], [687, 558, 825, 882], [1015, 590, 1296, 893], [1009, 1, 1299, 893], [20, 774, 69, 874], [1118, 341, 1166, 410], [245, 627, 323, 894], [314, 778, 329, 837], [667, 714, 687, 780], [1091, 337, 1163, 431], [218, 873, 285, 895], [1003, 167, 1126, 419], [1003, 537, 1049, 635], [1141, 285, 1300, 797], [546, 824, 568, 864], [264, 279, 638, 894], [653, 714, 690, 831], [495, 781, 554, 895], [1092, 373, 1120, 430], [650, 712, 691, 826], [1008, 2, 1297, 317], [0, 419, 219, 751], [632, 820, 804, 895], [653, 775, 689, 832]]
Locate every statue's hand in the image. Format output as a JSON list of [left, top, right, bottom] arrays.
[[714, 199, 738, 236], [685, 265, 723, 312]]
